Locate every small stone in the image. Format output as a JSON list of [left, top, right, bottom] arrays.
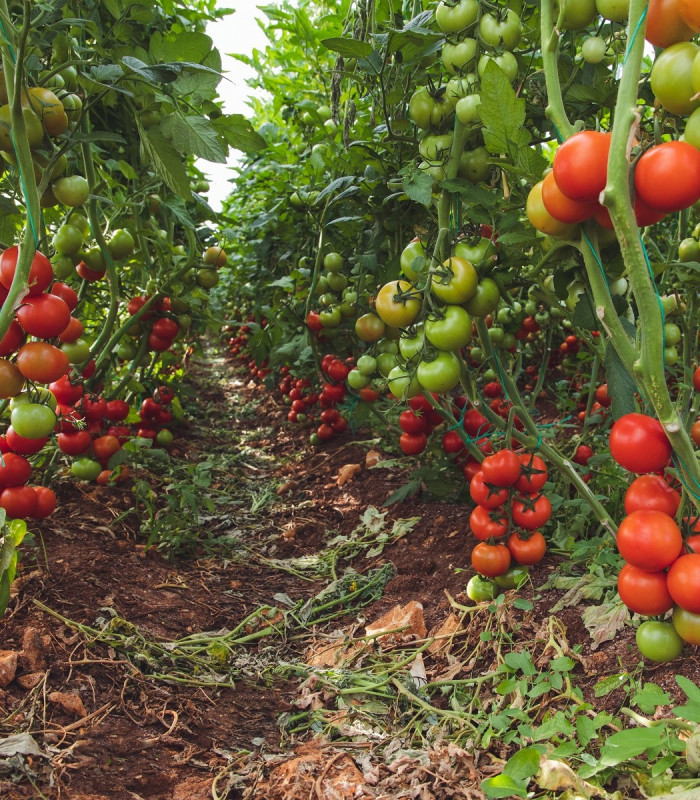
[[336, 463, 362, 486], [428, 613, 462, 655], [365, 449, 382, 468], [48, 691, 87, 719], [0, 651, 18, 688]]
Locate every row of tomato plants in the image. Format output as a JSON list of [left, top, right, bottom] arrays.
[[217, 0, 700, 664]]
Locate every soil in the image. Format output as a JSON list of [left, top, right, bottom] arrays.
[[0, 351, 699, 800]]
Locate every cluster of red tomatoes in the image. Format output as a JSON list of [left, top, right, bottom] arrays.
[[127, 295, 181, 353], [226, 319, 272, 382], [468, 449, 550, 580], [0, 451, 56, 521], [609, 411, 700, 661]]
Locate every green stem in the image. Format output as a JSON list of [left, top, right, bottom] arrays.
[[540, 0, 575, 141]]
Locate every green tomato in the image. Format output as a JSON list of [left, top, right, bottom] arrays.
[[356, 354, 377, 375], [51, 254, 76, 280], [156, 428, 174, 447], [478, 52, 518, 82], [419, 133, 453, 163], [376, 339, 399, 355], [487, 325, 505, 344], [664, 323, 682, 346], [458, 147, 490, 182], [319, 292, 336, 308], [400, 239, 427, 281], [387, 365, 421, 399], [466, 574, 497, 602], [409, 86, 455, 129], [582, 36, 607, 64], [455, 94, 482, 124], [435, 0, 478, 34], [10, 402, 56, 438], [62, 338, 91, 364], [431, 256, 478, 303], [469, 346, 483, 363], [424, 305, 472, 351], [315, 275, 330, 295], [479, 10, 521, 50], [399, 325, 425, 361], [323, 252, 344, 272], [501, 333, 516, 349], [11, 387, 57, 411], [464, 279, 500, 316], [52, 175, 90, 207], [71, 457, 103, 481], [319, 307, 342, 328], [494, 566, 530, 590], [679, 236, 700, 262], [442, 39, 477, 75], [347, 368, 370, 389], [81, 246, 105, 273], [454, 236, 496, 268], [197, 267, 219, 289], [52, 223, 83, 256], [554, 0, 597, 29], [636, 620, 683, 662], [326, 272, 348, 292], [651, 42, 700, 117], [376, 351, 399, 377], [416, 351, 461, 393], [445, 75, 478, 103], [596, 0, 629, 22], [108, 228, 135, 260], [664, 346, 679, 366]]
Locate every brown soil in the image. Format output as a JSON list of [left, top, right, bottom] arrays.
[[0, 352, 698, 800]]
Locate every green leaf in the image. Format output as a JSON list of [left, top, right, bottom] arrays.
[[504, 651, 536, 676], [321, 37, 373, 58], [383, 479, 421, 507], [481, 775, 528, 799], [138, 128, 191, 198], [633, 682, 671, 715], [213, 114, 267, 153], [676, 675, 700, 703], [121, 56, 179, 84], [598, 726, 666, 766], [604, 343, 638, 420], [571, 293, 597, 330], [149, 31, 213, 63], [439, 179, 500, 207], [504, 746, 540, 781], [401, 166, 434, 207], [160, 114, 227, 163], [594, 673, 630, 698]]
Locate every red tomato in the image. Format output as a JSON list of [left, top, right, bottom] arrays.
[[0, 319, 25, 356], [5, 427, 47, 455], [442, 430, 465, 454], [57, 430, 92, 455], [469, 471, 509, 509], [50, 281, 78, 311], [49, 374, 84, 405], [104, 400, 130, 421], [399, 409, 427, 434], [617, 563, 674, 616], [0, 247, 53, 295], [609, 413, 671, 473], [463, 457, 481, 483], [399, 432, 427, 455], [541, 170, 597, 223], [58, 316, 84, 343], [32, 486, 57, 519], [647, 0, 694, 47], [616, 510, 683, 571], [469, 504, 509, 540], [462, 408, 490, 437], [635, 142, 700, 213], [0, 452, 31, 487], [573, 444, 593, 465], [624, 474, 681, 516], [507, 531, 546, 565], [595, 383, 611, 408], [306, 311, 323, 332], [471, 542, 511, 577], [511, 493, 552, 530], [0, 485, 37, 518], [515, 454, 548, 492], [666, 553, 700, 613], [16, 293, 71, 339], [92, 435, 121, 464], [481, 449, 521, 487], [553, 131, 612, 202], [16, 341, 70, 383]]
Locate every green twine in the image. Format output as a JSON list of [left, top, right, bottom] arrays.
[[672, 452, 700, 505], [622, 6, 647, 67]]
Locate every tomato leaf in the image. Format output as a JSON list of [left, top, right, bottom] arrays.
[[161, 114, 227, 163], [321, 37, 373, 59], [604, 344, 638, 420], [149, 31, 213, 63], [481, 775, 528, 799], [212, 114, 267, 153], [503, 746, 541, 781], [400, 165, 434, 207], [138, 128, 191, 198]]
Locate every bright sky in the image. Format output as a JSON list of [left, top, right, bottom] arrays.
[[196, 0, 271, 211]]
